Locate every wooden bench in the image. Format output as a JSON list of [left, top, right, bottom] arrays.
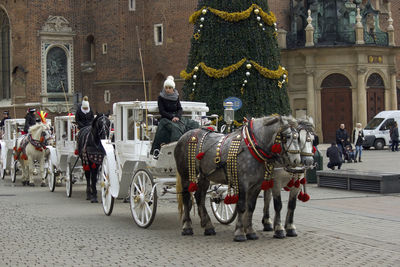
[[317, 169, 400, 193]]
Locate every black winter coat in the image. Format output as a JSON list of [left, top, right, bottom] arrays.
[[336, 128, 349, 145], [352, 129, 364, 146], [75, 105, 94, 129], [326, 145, 341, 165], [0, 116, 10, 128], [157, 95, 182, 120], [24, 113, 36, 133]]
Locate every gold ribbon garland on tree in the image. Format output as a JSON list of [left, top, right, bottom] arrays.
[[180, 58, 288, 82], [189, 4, 276, 26]]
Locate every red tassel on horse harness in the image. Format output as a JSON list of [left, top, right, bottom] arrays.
[[188, 182, 198, 192], [17, 147, 22, 152], [196, 152, 205, 160], [206, 127, 215, 131], [91, 163, 96, 169], [300, 178, 307, 185], [14, 155, 18, 160], [283, 186, 290, 191], [302, 193, 310, 202], [287, 178, 294, 188], [261, 180, 270, 190], [13, 146, 16, 151], [312, 146, 316, 154], [40, 136, 44, 143], [271, 143, 282, 154], [83, 165, 90, 171], [224, 194, 239, 204], [297, 191, 304, 201], [74, 149, 79, 155], [294, 179, 301, 188], [21, 154, 28, 160]]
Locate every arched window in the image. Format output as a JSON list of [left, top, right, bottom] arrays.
[[46, 47, 68, 93], [0, 9, 10, 100], [367, 73, 385, 88], [321, 73, 352, 88]]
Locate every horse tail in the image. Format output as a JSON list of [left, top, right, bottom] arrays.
[[176, 171, 183, 219]]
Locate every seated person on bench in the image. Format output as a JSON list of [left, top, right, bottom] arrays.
[[150, 75, 198, 156]]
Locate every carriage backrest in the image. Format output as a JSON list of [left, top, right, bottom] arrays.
[[112, 101, 209, 142], [55, 116, 77, 143], [3, 119, 25, 142]]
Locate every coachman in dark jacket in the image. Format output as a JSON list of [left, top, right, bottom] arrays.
[[24, 108, 37, 133], [75, 96, 94, 130]]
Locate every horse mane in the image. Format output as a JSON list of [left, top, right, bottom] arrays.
[[297, 118, 315, 132], [28, 123, 44, 134]]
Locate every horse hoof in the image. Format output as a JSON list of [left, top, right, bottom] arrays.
[[181, 228, 193, 236], [273, 230, 286, 239], [246, 233, 259, 240], [40, 183, 46, 187], [233, 235, 247, 242], [29, 183, 35, 187], [22, 181, 27, 186], [204, 228, 216, 236], [91, 198, 98, 203], [286, 229, 298, 237], [263, 224, 273, 232]]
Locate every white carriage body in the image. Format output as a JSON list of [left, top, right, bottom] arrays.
[[106, 100, 209, 198], [0, 119, 26, 174], [54, 115, 80, 172]]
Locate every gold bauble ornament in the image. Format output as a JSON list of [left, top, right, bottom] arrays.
[[246, 64, 252, 69], [194, 66, 199, 72], [254, 9, 259, 14], [202, 9, 207, 14]]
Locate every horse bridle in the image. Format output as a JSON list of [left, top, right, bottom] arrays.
[[97, 115, 110, 138], [298, 128, 314, 157], [281, 126, 300, 155]]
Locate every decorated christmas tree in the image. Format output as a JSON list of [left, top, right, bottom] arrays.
[[181, 0, 291, 119]]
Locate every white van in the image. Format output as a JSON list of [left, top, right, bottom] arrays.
[[363, 110, 400, 150]]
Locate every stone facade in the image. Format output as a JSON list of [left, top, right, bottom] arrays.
[[0, 0, 399, 143]]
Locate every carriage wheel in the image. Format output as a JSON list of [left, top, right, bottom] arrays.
[[100, 156, 114, 216], [130, 169, 157, 228], [47, 159, 55, 192], [11, 159, 18, 183], [65, 164, 72, 197], [210, 191, 237, 225]]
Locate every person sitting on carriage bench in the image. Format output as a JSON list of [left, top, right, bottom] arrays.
[[326, 142, 342, 170], [0, 110, 11, 128], [75, 96, 94, 130], [150, 76, 199, 156], [23, 108, 37, 134]]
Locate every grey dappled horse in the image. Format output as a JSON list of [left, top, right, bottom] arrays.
[[175, 115, 302, 242], [262, 118, 315, 238]]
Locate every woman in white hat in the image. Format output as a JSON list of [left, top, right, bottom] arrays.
[[75, 96, 94, 130], [150, 76, 198, 156]]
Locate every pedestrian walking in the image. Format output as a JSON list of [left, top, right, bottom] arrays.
[[352, 122, 364, 162], [336, 123, 349, 162], [390, 122, 399, 152]]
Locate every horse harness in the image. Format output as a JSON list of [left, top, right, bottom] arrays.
[[81, 133, 105, 170], [187, 118, 293, 199], [14, 133, 47, 161]]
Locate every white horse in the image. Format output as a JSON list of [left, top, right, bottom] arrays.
[[15, 123, 53, 186], [262, 117, 315, 238]]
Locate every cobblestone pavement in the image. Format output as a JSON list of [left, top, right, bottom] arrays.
[[0, 147, 399, 266]]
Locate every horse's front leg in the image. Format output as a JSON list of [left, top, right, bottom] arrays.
[[39, 156, 46, 187], [28, 159, 35, 186], [272, 186, 285, 238], [262, 189, 273, 231], [194, 177, 215, 235], [285, 187, 301, 237], [244, 186, 261, 240], [234, 189, 246, 242]]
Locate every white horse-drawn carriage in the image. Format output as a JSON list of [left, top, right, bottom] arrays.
[[0, 118, 25, 182], [98, 101, 236, 227], [47, 115, 84, 195]]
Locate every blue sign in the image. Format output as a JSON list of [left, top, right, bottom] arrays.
[[223, 97, 242, 111]]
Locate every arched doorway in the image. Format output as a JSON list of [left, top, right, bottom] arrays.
[[151, 73, 164, 101], [0, 9, 10, 100], [321, 73, 352, 143], [366, 73, 385, 122]]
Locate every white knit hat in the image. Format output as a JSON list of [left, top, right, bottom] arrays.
[[82, 96, 89, 109], [163, 75, 175, 89]]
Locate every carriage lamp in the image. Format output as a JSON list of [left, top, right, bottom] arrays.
[[224, 102, 234, 133]]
